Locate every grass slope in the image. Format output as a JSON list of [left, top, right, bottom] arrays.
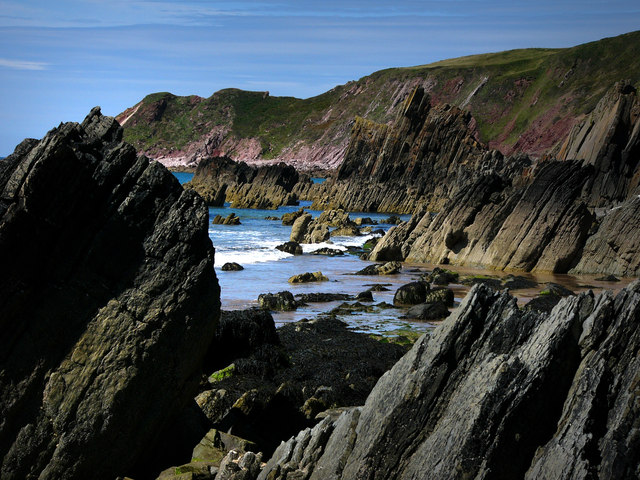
[[120, 30, 640, 161]]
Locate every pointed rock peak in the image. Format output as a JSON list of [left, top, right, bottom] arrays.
[[81, 105, 123, 144], [401, 86, 431, 121]]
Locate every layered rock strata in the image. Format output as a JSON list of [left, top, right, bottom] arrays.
[[308, 87, 526, 213], [256, 282, 640, 480], [0, 108, 220, 480], [187, 156, 312, 209], [371, 83, 640, 275]]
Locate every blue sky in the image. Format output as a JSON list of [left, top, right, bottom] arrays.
[[0, 1, 639, 155]]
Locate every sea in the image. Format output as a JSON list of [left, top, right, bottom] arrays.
[[173, 172, 632, 337]]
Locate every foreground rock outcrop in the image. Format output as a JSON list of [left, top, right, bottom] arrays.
[[256, 282, 640, 480], [0, 108, 220, 480]]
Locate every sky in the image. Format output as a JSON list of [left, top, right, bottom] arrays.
[[0, 1, 639, 155]]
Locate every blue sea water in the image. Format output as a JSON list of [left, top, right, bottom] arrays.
[[173, 171, 435, 335]]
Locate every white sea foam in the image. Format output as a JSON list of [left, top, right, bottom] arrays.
[[215, 248, 290, 266]]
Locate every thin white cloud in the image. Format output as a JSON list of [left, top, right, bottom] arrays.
[[0, 58, 48, 70]]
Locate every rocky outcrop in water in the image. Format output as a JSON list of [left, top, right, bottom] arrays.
[[187, 156, 312, 209], [0, 108, 220, 480], [255, 282, 640, 480]]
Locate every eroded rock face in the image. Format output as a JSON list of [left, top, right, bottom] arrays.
[[0, 108, 220, 480], [558, 81, 640, 207], [372, 160, 595, 273], [309, 87, 525, 214], [187, 156, 311, 209], [257, 282, 640, 480]]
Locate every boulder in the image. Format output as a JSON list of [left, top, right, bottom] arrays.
[[0, 108, 220, 480], [310, 247, 344, 256], [355, 261, 402, 275], [331, 225, 361, 237], [289, 213, 330, 244], [275, 241, 303, 255], [258, 291, 297, 311], [424, 287, 454, 307], [288, 271, 329, 283], [404, 302, 450, 320], [423, 267, 459, 285], [355, 291, 374, 302], [295, 293, 351, 303], [221, 262, 244, 271], [393, 281, 429, 306], [354, 217, 376, 226]]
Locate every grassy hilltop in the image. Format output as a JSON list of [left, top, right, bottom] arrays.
[[118, 30, 640, 166]]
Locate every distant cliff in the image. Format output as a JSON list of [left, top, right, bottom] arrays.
[[118, 31, 640, 170]]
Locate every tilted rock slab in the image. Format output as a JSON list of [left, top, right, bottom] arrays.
[[310, 86, 526, 214], [373, 161, 594, 273], [0, 108, 220, 479], [257, 282, 640, 479]]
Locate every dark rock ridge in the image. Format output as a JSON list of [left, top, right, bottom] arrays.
[[0, 108, 220, 479], [195, 315, 407, 458], [256, 282, 640, 480], [186, 155, 312, 209], [308, 87, 527, 213], [371, 83, 640, 275]]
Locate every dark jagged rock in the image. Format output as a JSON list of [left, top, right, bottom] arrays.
[[369, 84, 640, 276], [195, 316, 406, 458], [258, 291, 297, 311], [205, 309, 279, 373], [393, 281, 428, 306], [186, 156, 310, 209], [256, 282, 640, 480], [424, 267, 459, 285], [373, 159, 595, 273], [275, 241, 303, 255], [0, 108, 220, 480], [221, 262, 244, 271]]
